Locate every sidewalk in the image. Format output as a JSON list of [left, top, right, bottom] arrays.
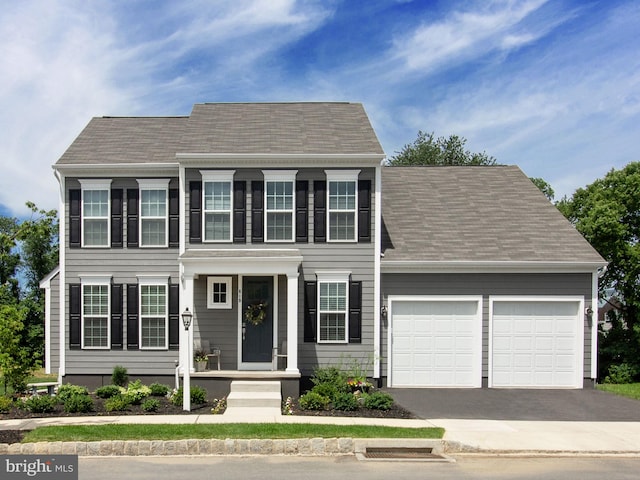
[[4, 413, 640, 454]]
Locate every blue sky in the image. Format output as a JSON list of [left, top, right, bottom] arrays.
[[1, 0, 638, 216]]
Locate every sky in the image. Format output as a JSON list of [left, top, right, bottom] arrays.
[[1, 0, 638, 217]]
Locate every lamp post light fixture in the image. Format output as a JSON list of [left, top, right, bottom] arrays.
[[182, 307, 193, 411]]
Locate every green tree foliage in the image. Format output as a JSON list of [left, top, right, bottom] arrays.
[[0, 202, 58, 365], [0, 303, 38, 394], [389, 131, 497, 166], [557, 162, 640, 380], [530, 177, 555, 202]]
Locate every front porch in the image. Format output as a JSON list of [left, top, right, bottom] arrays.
[[184, 370, 301, 399]]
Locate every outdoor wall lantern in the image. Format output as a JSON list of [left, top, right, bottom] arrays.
[[182, 308, 193, 330]]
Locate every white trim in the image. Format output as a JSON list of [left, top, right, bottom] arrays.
[[80, 283, 111, 350], [326, 170, 359, 243], [263, 170, 297, 243], [387, 295, 483, 388], [373, 165, 382, 379], [179, 165, 186, 256], [381, 260, 606, 274], [201, 171, 235, 243], [78, 274, 112, 285], [591, 270, 599, 380], [207, 276, 232, 309], [316, 272, 351, 344], [54, 164, 179, 178], [138, 280, 169, 351], [56, 171, 66, 379], [181, 251, 302, 277], [488, 295, 584, 389], [40, 267, 59, 375], [79, 179, 112, 248], [136, 178, 171, 189]]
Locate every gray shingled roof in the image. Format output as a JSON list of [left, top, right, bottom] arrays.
[[381, 166, 604, 264], [56, 102, 382, 165]]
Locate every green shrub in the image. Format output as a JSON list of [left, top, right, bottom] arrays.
[[298, 391, 330, 411], [104, 395, 131, 412], [311, 366, 346, 386], [332, 392, 359, 411], [111, 365, 129, 387], [141, 398, 160, 413], [64, 394, 94, 413], [56, 384, 89, 402], [149, 383, 170, 397], [311, 382, 339, 401], [604, 364, 637, 384], [0, 396, 14, 413], [24, 395, 57, 413], [95, 385, 121, 399], [363, 391, 394, 410], [171, 385, 208, 407], [120, 379, 151, 405]]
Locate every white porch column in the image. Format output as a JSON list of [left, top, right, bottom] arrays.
[[286, 272, 299, 373], [181, 273, 195, 411]]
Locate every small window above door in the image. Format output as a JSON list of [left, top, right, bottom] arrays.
[[207, 276, 232, 309]]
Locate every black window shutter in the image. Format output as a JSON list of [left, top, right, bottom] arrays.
[[189, 181, 202, 244], [69, 189, 81, 248], [111, 284, 123, 350], [296, 180, 308, 243], [111, 189, 123, 248], [313, 181, 326, 243], [233, 180, 246, 243], [168, 284, 179, 350], [358, 180, 371, 243], [126, 284, 139, 350], [304, 281, 317, 342], [169, 188, 179, 248], [251, 181, 264, 243], [127, 189, 139, 248], [349, 281, 362, 343], [69, 284, 81, 349]]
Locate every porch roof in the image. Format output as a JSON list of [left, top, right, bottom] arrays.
[[180, 249, 303, 277]]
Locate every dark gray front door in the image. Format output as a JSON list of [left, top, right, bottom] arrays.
[[242, 276, 273, 363]]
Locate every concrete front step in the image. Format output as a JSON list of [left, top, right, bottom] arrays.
[[226, 380, 282, 409], [230, 380, 281, 393]]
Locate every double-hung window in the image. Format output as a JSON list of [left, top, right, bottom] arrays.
[[317, 272, 350, 343], [79, 179, 111, 247], [326, 170, 359, 242], [80, 276, 111, 349], [263, 170, 296, 242], [138, 179, 169, 247], [202, 170, 234, 242], [139, 279, 168, 349]]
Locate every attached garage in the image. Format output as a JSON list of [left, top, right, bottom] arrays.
[[489, 297, 584, 388], [388, 297, 482, 388]]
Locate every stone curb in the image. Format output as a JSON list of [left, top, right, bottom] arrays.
[[0, 438, 357, 457]]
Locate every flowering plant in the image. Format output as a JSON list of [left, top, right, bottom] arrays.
[[347, 378, 373, 392], [244, 301, 268, 326]]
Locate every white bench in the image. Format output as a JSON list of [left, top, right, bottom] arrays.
[[26, 382, 58, 396]]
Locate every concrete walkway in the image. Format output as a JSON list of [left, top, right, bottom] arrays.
[[4, 413, 640, 454]]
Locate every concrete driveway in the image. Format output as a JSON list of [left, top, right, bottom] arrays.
[[387, 387, 640, 421]]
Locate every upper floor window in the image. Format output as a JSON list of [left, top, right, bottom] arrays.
[[139, 279, 168, 349], [202, 170, 234, 242], [138, 179, 169, 247], [79, 180, 111, 247], [326, 171, 359, 242], [263, 170, 297, 242]]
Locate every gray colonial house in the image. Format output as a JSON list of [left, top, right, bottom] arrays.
[[41, 102, 605, 399]]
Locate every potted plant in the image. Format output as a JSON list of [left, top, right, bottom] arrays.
[[194, 349, 208, 372]]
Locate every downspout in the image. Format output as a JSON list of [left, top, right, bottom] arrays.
[[373, 164, 383, 381], [54, 168, 66, 382]]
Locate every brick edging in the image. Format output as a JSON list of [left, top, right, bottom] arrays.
[[0, 438, 355, 456]]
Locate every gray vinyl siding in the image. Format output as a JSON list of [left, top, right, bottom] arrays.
[[381, 272, 593, 381], [64, 178, 180, 376], [48, 272, 61, 374]]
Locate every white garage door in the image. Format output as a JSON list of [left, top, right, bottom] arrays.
[[390, 298, 482, 387], [490, 299, 582, 388]]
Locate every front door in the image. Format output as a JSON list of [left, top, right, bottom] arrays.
[[241, 276, 274, 365]]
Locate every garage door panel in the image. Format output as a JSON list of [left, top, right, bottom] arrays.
[[491, 300, 581, 388], [391, 299, 481, 387]]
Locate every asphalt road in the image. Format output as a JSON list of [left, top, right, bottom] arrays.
[[81, 455, 640, 480]]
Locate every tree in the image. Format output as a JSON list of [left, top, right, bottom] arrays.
[[389, 130, 497, 166], [557, 162, 640, 379], [530, 177, 555, 202], [0, 303, 38, 394]]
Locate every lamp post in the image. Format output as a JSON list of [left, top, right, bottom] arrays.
[[181, 307, 193, 412]]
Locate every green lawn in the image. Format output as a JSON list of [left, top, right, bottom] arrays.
[[597, 383, 640, 400], [23, 424, 444, 443]]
